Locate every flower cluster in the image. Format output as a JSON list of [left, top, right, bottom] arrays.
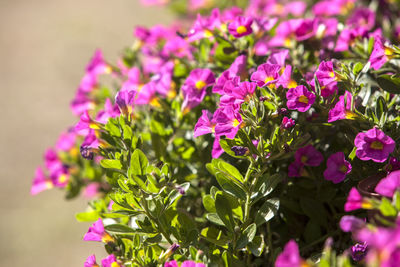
[[31, 0, 400, 266]]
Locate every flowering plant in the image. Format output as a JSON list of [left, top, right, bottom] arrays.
[[33, 0, 400, 266]]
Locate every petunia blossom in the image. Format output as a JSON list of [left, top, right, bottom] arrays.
[[275, 240, 307, 267], [101, 254, 122, 267], [250, 63, 281, 88], [294, 145, 323, 166], [84, 254, 99, 267], [323, 152, 352, 183], [83, 218, 114, 243], [286, 85, 315, 112], [228, 16, 253, 38], [375, 170, 400, 198], [354, 127, 395, 163]]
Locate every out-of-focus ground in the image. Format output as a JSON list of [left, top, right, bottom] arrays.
[[0, 1, 171, 266]]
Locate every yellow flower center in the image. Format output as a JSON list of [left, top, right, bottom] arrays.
[[204, 30, 213, 38], [236, 25, 247, 35], [384, 47, 395, 59], [329, 71, 335, 78], [264, 76, 274, 84], [58, 174, 67, 184], [195, 80, 207, 90], [345, 111, 357, 120], [298, 95, 309, 104], [102, 233, 115, 244], [232, 119, 240, 127], [111, 262, 120, 267], [149, 97, 161, 108], [301, 155, 308, 164], [370, 140, 383, 150], [287, 80, 297, 88], [284, 38, 292, 47], [339, 164, 348, 173]]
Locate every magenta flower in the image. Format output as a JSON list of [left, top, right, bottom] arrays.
[[135, 82, 162, 108], [323, 152, 352, 184], [335, 27, 368, 52], [351, 242, 368, 261], [286, 85, 315, 112], [276, 65, 298, 89], [344, 187, 371, 212], [294, 145, 323, 166], [288, 161, 307, 178], [315, 61, 337, 97], [294, 18, 318, 41], [212, 136, 224, 159], [220, 81, 256, 107], [281, 117, 295, 129], [346, 8, 375, 31], [194, 110, 216, 138], [101, 254, 122, 267], [115, 89, 135, 116], [84, 254, 99, 267], [214, 106, 243, 139], [182, 68, 215, 110], [228, 16, 253, 38], [340, 215, 365, 232], [250, 63, 281, 88], [369, 38, 395, 70], [354, 128, 395, 163], [83, 218, 114, 243], [165, 260, 179, 267], [328, 91, 357, 122], [375, 170, 400, 198], [275, 240, 306, 267], [55, 130, 77, 152], [31, 167, 53, 195]]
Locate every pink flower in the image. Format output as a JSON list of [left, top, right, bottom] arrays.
[[275, 240, 305, 267], [286, 85, 315, 112], [328, 91, 357, 122], [344, 187, 371, 212], [228, 16, 253, 38], [354, 128, 395, 163], [55, 130, 77, 152], [375, 170, 400, 198], [250, 63, 281, 88], [340, 215, 365, 232], [115, 89, 135, 116], [165, 260, 205, 267], [31, 167, 53, 195], [288, 161, 307, 178], [101, 254, 122, 267], [182, 68, 215, 111], [212, 136, 224, 158], [294, 145, 323, 166], [281, 117, 295, 129], [323, 152, 352, 183], [194, 110, 216, 138], [369, 38, 395, 70], [83, 218, 114, 243], [315, 61, 337, 97], [214, 106, 243, 139], [84, 254, 99, 267]]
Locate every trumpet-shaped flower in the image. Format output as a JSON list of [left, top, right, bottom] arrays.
[[101, 254, 122, 267], [286, 85, 315, 112], [84, 254, 99, 267], [275, 240, 306, 267], [31, 167, 53, 195], [344, 187, 372, 211], [214, 106, 243, 139], [228, 16, 253, 38], [294, 145, 323, 166], [323, 152, 352, 183], [354, 127, 395, 163], [194, 110, 216, 137], [328, 91, 357, 122], [250, 63, 281, 88], [369, 38, 395, 70], [375, 170, 400, 198], [83, 218, 114, 243]]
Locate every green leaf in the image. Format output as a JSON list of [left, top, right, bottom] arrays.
[[375, 96, 388, 125], [393, 191, 400, 210], [203, 194, 216, 213], [348, 147, 357, 161], [105, 224, 136, 234], [200, 227, 230, 248], [100, 159, 122, 170], [206, 213, 225, 226], [379, 197, 397, 217], [255, 198, 280, 226], [212, 158, 244, 183], [252, 174, 281, 203], [352, 62, 363, 75], [215, 193, 235, 231], [377, 75, 400, 94], [215, 172, 247, 200], [236, 223, 257, 250], [248, 236, 264, 257], [105, 119, 121, 137], [130, 149, 149, 176], [75, 211, 99, 222], [122, 125, 133, 140]]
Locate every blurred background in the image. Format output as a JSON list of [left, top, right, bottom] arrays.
[[0, 1, 171, 266]]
